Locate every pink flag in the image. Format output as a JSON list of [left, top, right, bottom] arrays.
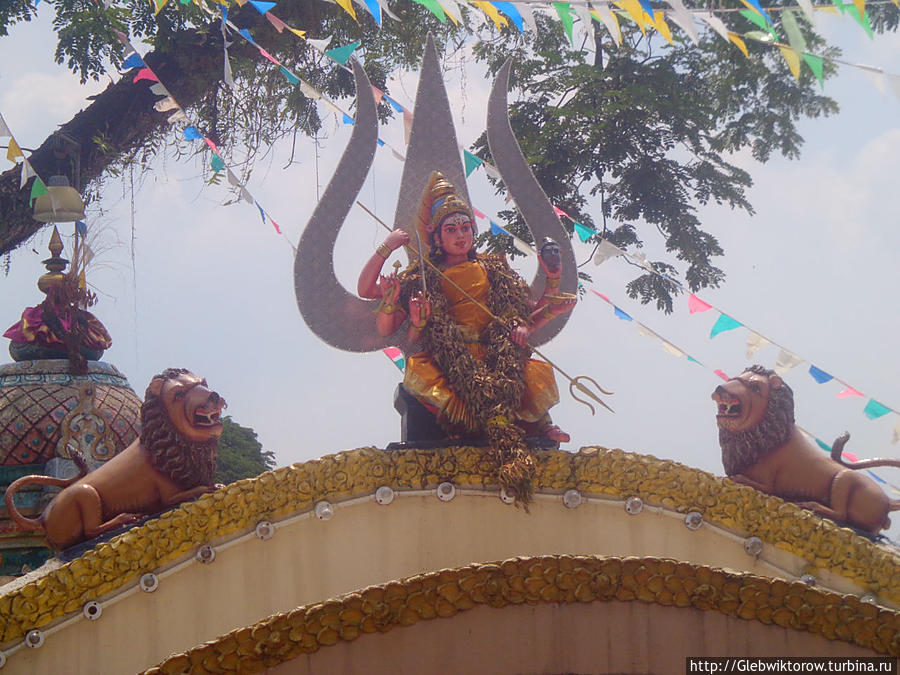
[[258, 48, 280, 66], [688, 294, 712, 314], [842, 451, 859, 462], [371, 87, 384, 105], [714, 369, 729, 381], [590, 289, 610, 302], [133, 68, 159, 83], [473, 208, 486, 219], [383, 346, 403, 361], [837, 387, 863, 399], [553, 205, 569, 219], [204, 137, 219, 153], [266, 12, 288, 32], [269, 218, 282, 234]]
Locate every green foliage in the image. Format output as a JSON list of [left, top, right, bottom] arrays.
[[214, 416, 276, 485]]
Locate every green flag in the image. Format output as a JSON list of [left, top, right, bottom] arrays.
[[710, 314, 742, 338], [412, 0, 446, 22], [325, 41, 361, 66], [280, 66, 300, 85], [29, 176, 48, 205], [863, 399, 891, 420], [553, 3, 575, 44], [573, 221, 595, 242], [211, 154, 225, 173], [781, 9, 807, 52], [802, 54, 825, 88], [464, 150, 483, 177]]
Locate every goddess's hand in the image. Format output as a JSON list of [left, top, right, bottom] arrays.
[[409, 292, 431, 328], [384, 229, 410, 252], [510, 325, 530, 347]]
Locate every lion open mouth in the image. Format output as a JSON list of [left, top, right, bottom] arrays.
[[717, 401, 742, 417], [193, 406, 223, 427]]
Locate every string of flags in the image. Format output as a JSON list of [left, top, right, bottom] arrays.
[[585, 286, 900, 493], [564, 221, 900, 446], [0, 112, 51, 207]]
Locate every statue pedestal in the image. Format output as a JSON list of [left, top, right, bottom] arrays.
[[393, 385, 445, 444]]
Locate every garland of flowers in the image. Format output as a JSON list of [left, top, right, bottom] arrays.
[[400, 255, 539, 504]]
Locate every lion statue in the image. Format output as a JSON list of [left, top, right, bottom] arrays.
[[4, 368, 226, 550], [712, 365, 900, 535]]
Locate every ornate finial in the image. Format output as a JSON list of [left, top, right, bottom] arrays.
[[37, 226, 69, 295]]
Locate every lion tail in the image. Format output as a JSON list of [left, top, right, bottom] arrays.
[[830, 432, 900, 470], [4, 473, 84, 532]]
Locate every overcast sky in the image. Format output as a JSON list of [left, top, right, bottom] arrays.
[[1, 8, 899, 536]]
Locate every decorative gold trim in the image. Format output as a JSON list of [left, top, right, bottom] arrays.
[[2, 446, 899, 645], [141, 555, 900, 674]]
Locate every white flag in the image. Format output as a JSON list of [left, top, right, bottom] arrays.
[[697, 12, 730, 42], [19, 160, 36, 189], [299, 82, 321, 100], [592, 1, 621, 46], [226, 169, 241, 187], [150, 83, 169, 96], [593, 240, 621, 265], [796, 0, 816, 24], [665, 0, 699, 44], [153, 97, 179, 113], [307, 37, 333, 52], [745, 331, 769, 359], [661, 341, 686, 358], [512, 2, 538, 32], [774, 349, 803, 375], [0, 114, 10, 137], [167, 109, 188, 124], [512, 237, 535, 256]]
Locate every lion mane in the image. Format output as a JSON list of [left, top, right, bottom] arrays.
[[140, 367, 218, 490], [719, 365, 795, 476]]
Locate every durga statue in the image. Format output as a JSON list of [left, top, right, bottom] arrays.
[[294, 38, 588, 502]]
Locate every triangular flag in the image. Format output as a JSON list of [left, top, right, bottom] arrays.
[[697, 12, 730, 42], [288, 27, 307, 39], [371, 87, 384, 105], [258, 48, 280, 65], [269, 217, 282, 235], [384, 96, 403, 114], [238, 28, 256, 44], [122, 52, 145, 69], [664, 0, 698, 44], [774, 349, 803, 374], [779, 47, 802, 80], [863, 399, 891, 420], [714, 369, 729, 381], [29, 176, 48, 205], [227, 169, 241, 187], [803, 54, 825, 88], [167, 110, 188, 124], [852, 0, 866, 21], [153, 0, 170, 15], [808, 365, 833, 384], [266, 12, 288, 31], [739, 0, 772, 23], [553, 205, 569, 219], [464, 149, 483, 177], [299, 82, 321, 100], [815, 438, 831, 453], [383, 346, 405, 371], [591, 2, 622, 46], [0, 115, 9, 136], [636, 324, 656, 338], [75, 220, 88, 236], [19, 160, 36, 188], [324, 41, 361, 66], [6, 138, 23, 163], [573, 221, 595, 242], [280, 66, 300, 85], [651, 11, 673, 44], [204, 137, 220, 153], [591, 289, 611, 303], [593, 240, 621, 265], [153, 96, 179, 112], [307, 37, 333, 52], [614, 306, 632, 321], [661, 341, 686, 358], [357, 0, 382, 25], [224, 51, 235, 88], [183, 126, 202, 141], [845, 4, 874, 37], [513, 1, 537, 32], [745, 331, 769, 358], [342, 113, 355, 125], [473, 1, 508, 29], [492, 1, 524, 31], [248, 0, 276, 14], [614, 0, 652, 34], [150, 83, 169, 96], [133, 68, 159, 83], [710, 314, 742, 338], [489, 220, 508, 236], [728, 33, 750, 59], [484, 163, 501, 181], [553, 2, 576, 43], [473, 208, 486, 219], [781, 9, 807, 52], [335, 0, 358, 20], [837, 386, 863, 399], [512, 237, 535, 256], [687, 294, 712, 313], [796, 0, 817, 22], [256, 203, 266, 222], [211, 154, 225, 172], [413, 0, 446, 22]]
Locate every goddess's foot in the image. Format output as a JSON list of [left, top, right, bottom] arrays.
[[542, 424, 570, 443]]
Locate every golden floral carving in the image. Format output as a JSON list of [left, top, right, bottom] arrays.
[[142, 555, 900, 675], [2, 445, 900, 647]]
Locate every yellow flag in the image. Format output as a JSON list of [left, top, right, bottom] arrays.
[[779, 46, 801, 80], [6, 138, 22, 163], [153, 0, 169, 15], [591, 8, 621, 43], [614, 0, 651, 35], [728, 32, 749, 58], [472, 1, 508, 29], [235, 0, 247, 5], [652, 10, 673, 44], [853, 0, 866, 17], [288, 27, 307, 38], [211, 0, 229, 6], [335, 0, 357, 21]]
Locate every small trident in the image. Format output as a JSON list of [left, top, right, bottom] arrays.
[[357, 202, 615, 415]]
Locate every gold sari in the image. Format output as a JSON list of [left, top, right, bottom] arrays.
[[403, 261, 558, 431]]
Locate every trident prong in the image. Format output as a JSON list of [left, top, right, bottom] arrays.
[[569, 375, 615, 415]]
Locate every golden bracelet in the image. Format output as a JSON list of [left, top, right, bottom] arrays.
[[410, 314, 429, 330], [545, 277, 561, 290], [378, 300, 398, 314], [376, 243, 392, 259]]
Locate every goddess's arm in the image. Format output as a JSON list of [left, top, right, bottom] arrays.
[[357, 229, 410, 299]]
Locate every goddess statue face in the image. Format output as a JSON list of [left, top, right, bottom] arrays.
[[437, 212, 475, 259]]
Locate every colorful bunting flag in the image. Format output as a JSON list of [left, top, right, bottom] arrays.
[[514, 1, 538, 32], [489, 220, 508, 236], [803, 54, 825, 88], [473, 1, 508, 29], [19, 160, 35, 188], [280, 66, 299, 85], [837, 386, 863, 398], [464, 149, 483, 177], [0, 115, 9, 137], [573, 221, 595, 242], [413, 0, 446, 22], [614, 306, 632, 321], [593, 240, 621, 265], [29, 176, 47, 205], [664, 0, 698, 44], [75, 220, 87, 236], [688, 294, 712, 314], [553, 2, 576, 43], [383, 346, 405, 371], [893, 422, 900, 444], [211, 154, 225, 172], [710, 314, 742, 338], [359, 0, 382, 25], [6, 138, 22, 163], [324, 41, 361, 66], [698, 12, 730, 42], [334, 0, 358, 20], [779, 47, 802, 80], [553, 206, 569, 219], [863, 399, 891, 420], [269, 217, 282, 235], [473, 208, 486, 219], [133, 68, 159, 83], [248, 1, 276, 14], [714, 369, 729, 381], [266, 12, 287, 31], [808, 365, 833, 384], [342, 113, 355, 125], [740, 0, 772, 23], [745, 332, 769, 358], [728, 33, 750, 59], [591, 2, 622, 46], [183, 126, 202, 141], [256, 203, 267, 223], [774, 349, 803, 374], [492, 1, 524, 32], [153, 97, 179, 112], [122, 52, 145, 70]]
